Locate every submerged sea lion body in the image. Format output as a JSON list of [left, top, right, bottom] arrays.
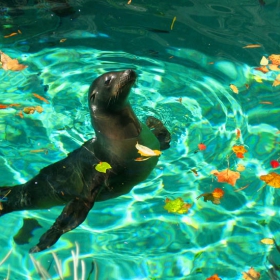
[[0, 69, 169, 253]]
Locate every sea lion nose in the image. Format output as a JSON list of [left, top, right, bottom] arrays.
[[124, 69, 136, 79]]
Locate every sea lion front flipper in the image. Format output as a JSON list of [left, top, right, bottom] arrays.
[[29, 198, 94, 253], [145, 116, 171, 150]]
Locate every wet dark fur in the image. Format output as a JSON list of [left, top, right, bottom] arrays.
[[0, 70, 170, 253]]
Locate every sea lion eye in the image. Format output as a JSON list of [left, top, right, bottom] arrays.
[[104, 76, 112, 86]]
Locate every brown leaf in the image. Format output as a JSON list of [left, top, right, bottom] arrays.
[[0, 51, 27, 71]]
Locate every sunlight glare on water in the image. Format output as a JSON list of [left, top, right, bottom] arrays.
[[0, 2, 280, 277]]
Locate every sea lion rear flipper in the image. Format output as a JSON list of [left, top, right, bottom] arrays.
[[29, 198, 94, 253]]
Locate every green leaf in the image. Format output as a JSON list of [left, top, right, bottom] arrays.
[[95, 162, 112, 173]]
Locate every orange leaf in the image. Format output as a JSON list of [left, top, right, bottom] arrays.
[[211, 169, 240, 186], [33, 93, 49, 104], [242, 267, 260, 280], [260, 172, 280, 188], [207, 274, 221, 280], [232, 145, 247, 158], [0, 51, 27, 71], [0, 104, 8, 109], [254, 66, 269, 73], [198, 143, 206, 150], [236, 128, 241, 139], [268, 64, 280, 71], [4, 32, 18, 38], [268, 54, 280, 65], [212, 188, 224, 198]]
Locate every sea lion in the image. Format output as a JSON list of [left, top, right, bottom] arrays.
[[0, 69, 170, 253]]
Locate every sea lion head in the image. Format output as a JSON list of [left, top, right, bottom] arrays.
[[88, 70, 141, 140]]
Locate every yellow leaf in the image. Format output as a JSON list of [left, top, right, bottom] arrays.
[[135, 142, 161, 157], [236, 163, 246, 172], [254, 76, 263, 83], [229, 84, 239, 94], [95, 162, 112, 173], [242, 44, 262, 49], [260, 56, 269, 66], [268, 64, 280, 71], [260, 172, 280, 188], [260, 238, 274, 245], [170, 16, 176, 30], [164, 197, 191, 214]]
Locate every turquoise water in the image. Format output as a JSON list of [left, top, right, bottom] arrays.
[[1, 1, 280, 279]]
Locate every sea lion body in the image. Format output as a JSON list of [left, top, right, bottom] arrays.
[[0, 69, 165, 252]]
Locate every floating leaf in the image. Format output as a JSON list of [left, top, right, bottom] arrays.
[[236, 128, 241, 139], [198, 143, 206, 151], [23, 106, 43, 114], [170, 16, 176, 30], [212, 188, 224, 198], [260, 56, 269, 66], [135, 142, 161, 157], [243, 44, 262, 49], [260, 238, 274, 245], [272, 74, 280, 87], [232, 145, 248, 158], [95, 162, 112, 173], [0, 104, 8, 109], [206, 274, 221, 280], [242, 267, 260, 280], [4, 32, 18, 38], [260, 172, 280, 188], [197, 188, 224, 204], [211, 169, 240, 186], [236, 163, 246, 172], [0, 51, 27, 71], [268, 54, 280, 65], [259, 101, 272, 104], [229, 84, 239, 94], [254, 66, 269, 73], [164, 197, 191, 214], [134, 157, 151, 162], [254, 76, 263, 83], [270, 160, 280, 168], [33, 93, 49, 104], [268, 64, 280, 71]]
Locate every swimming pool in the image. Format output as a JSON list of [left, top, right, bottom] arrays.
[[0, 0, 280, 279]]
